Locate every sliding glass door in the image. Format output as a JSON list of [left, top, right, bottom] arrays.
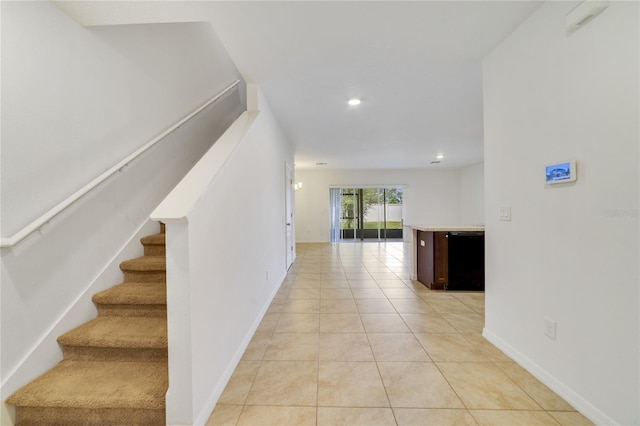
[[330, 187, 403, 241]]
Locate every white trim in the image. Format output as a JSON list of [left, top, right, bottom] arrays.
[[482, 327, 618, 426], [192, 271, 286, 426], [0, 80, 241, 248], [151, 111, 258, 221]]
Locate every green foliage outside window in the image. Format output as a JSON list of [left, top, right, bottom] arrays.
[[340, 188, 403, 230]]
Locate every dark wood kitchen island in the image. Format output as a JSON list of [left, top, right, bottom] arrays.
[[408, 225, 485, 291]]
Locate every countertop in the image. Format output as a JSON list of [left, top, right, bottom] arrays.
[[408, 225, 485, 232]]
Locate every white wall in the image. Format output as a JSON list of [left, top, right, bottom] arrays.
[[459, 162, 484, 224], [294, 168, 462, 243], [1, 2, 243, 237], [1, 2, 244, 421], [483, 2, 638, 425], [153, 86, 294, 425]]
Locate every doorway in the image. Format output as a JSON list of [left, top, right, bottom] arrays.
[[330, 187, 404, 242], [285, 164, 294, 269]]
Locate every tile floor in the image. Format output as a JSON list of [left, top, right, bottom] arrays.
[[207, 242, 593, 426]]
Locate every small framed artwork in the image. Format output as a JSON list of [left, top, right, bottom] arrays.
[[545, 160, 576, 184]]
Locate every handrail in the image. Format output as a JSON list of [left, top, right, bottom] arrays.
[[0, 80, 242, 248]]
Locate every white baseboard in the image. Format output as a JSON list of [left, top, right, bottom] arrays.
[[482, 327, 618, 426], [192, 271, 287, 426], [1, 402, 15, 426]]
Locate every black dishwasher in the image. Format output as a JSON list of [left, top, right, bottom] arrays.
[[445, 232, 485, 291]]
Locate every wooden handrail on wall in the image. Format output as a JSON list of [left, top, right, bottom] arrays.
[[0, 80, 241, 248]]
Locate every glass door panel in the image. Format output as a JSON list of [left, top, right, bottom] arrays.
[[340, 188, 358, 240], [333, 187, 404, 241], [383, 187, 404, 239]]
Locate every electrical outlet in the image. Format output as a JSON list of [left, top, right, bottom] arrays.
[[544, 317, 557, 340]]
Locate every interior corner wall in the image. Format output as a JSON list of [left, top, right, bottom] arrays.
[[483, 2, 639, 424], [0, 0, 245, 411], [459, 162, 485, 225], [294, 168, 461, 243]]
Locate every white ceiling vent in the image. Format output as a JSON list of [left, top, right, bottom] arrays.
[[565, 0, 608, 33]]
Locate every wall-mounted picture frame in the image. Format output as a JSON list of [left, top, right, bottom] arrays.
[[545, 160, 577, 184]]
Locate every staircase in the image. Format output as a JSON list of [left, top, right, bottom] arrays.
[[6, 224, 168, 425]]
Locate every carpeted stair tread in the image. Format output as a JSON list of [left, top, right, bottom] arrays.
[[7, 223, 168, 423], [120, 256, 165, 272], [14, 407, 164, 425], [141, 232, 166, 256], [140, 233, 165, 245], [6, 360, 167, 410], [58, 317, 167, 349], [93, 282, 166, 306]]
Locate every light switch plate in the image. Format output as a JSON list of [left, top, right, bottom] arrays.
[[500, 205, 512, 221]]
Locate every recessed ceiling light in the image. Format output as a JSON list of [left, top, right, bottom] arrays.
[[347, 99, 361, 106], [436, 154, 445, 160]]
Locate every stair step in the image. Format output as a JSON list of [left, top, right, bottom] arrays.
[[141, 232, 165, 256], [7, 223, 169, 424], [58, 317, 167, 361], [120, 256, 165, 271], [6, 360, 166, 425], [120, 256, 166, 283], [93, 282, 166, 317]]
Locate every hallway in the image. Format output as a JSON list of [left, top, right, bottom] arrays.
[[207, 242, 592, 425]]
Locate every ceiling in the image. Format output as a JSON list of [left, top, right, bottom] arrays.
[[55, 1, 542, 170]]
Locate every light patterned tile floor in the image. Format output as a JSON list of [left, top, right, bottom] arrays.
[[207, 242, 593, 426]]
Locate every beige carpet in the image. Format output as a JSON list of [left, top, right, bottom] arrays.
[[6, 224, 168, 425]]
